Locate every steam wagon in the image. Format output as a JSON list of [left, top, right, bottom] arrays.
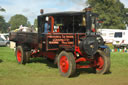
[[9, 8, 110, 77]]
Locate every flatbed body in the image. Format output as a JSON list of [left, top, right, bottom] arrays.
[[9, 32, 38, 44]]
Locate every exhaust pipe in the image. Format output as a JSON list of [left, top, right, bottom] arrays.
[[86, 7, 92, 34]]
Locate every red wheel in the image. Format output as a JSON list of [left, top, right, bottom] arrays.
[[94, 50, 110, 74], [17, 49, 22, 62], [16, 46, 29, 64], [96, 56, 104, 71], [60, 56, 69, 73], [58, 51, 76, 77]]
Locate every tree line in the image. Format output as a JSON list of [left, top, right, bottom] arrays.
[[0, 0, 128, 33], [0, 7, 37, 33], [87, 0, 128, 29]]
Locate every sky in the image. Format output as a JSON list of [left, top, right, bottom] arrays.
[[0, 0, 128, 25]]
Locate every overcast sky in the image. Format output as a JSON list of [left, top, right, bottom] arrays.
[[0, 0, 128, 25]]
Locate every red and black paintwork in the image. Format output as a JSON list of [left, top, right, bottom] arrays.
[[40, 33, 85, 60]]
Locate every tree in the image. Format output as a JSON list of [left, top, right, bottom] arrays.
[[0, 7, 8, 33], [9, 14, 28, 30], [87, 0, 127, 29], [34, 19, 37, 28], [0, 6, 5, 12], [26, 21, 31, 27], [124, 8, 128, 24], [0, 16, 9, 33]]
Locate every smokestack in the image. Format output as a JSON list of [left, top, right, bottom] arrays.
[[85, 7, 92, 34]]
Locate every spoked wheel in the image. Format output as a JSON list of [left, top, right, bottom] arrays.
[[16, 46, 29, 64], [94, 50, 110, 74], [57, 51, 76, 77]]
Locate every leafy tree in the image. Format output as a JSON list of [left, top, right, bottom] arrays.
[[0, 7, 9, 33], [9, 14, 28, 30], [26, 21, 31, 27], [87, 0, 128, 29], [34, 19, 37, 28], [0, 16, 9, 33], [0, 6, 5, 12], [124, 8, 128, 24]]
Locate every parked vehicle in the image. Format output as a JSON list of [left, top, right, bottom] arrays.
[[0, 37, 10, 46], [113, 30, 128, 48], [97, 29, 121, 43], [0, 33, 9, 40], [9, 8, 111, 77]]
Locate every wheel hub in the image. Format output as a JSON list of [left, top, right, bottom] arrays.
[[60, 56, 69, 73]]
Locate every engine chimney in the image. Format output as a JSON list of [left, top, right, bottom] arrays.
[[85, 7, 92, 34]]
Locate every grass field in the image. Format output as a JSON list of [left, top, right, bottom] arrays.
[[0, 47, 128, 85]]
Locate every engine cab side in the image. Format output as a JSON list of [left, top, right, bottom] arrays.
[[37, 12, 97, 52]]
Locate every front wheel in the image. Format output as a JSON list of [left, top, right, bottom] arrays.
[[94, 50, 110, 74], [57, 51, 76, 77]]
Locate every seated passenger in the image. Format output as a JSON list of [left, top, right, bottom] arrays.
[[44, 17, 50, 33]]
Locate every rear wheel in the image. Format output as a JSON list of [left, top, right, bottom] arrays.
[[94, 50, 110, 74], [16, 46, 30, 64], [57, 51, 76, 77]]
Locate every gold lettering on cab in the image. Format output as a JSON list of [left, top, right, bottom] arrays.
[[48, 35, 74, 45]]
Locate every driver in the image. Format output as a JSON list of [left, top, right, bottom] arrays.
[[44, 17, 50, 33]]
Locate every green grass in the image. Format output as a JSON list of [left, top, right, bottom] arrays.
[[0, 47, 128, 85]]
